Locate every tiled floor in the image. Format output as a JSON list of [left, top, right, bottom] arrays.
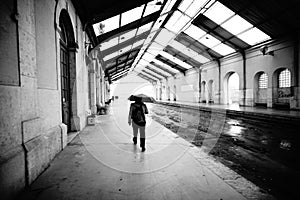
[[17, 100, 274, 200]]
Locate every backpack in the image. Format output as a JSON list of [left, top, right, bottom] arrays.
[[132, 103, 146, 126]]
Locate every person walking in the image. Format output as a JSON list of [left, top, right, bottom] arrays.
[[128, 96, 148, 152]]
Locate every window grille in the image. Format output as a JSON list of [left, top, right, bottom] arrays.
[[279, 69, 291, 88], [258, 73, 268, 89]]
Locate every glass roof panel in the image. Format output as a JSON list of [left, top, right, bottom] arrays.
[[121, 5, 144, 26], [148, 64, 170, 76], [185, 0, 209, 18], [160, 51, 193, 69], [198, 34, 221, 48], [154, 29, 175, 46], [119, 29, 137, 43], [237, 27, 271, 45], [184, 24, 206, 40], [142, 52, 156, 61], [165, 11, 191, 33], [153, 59, 180, 73], [169, 40, 210, 63], [132, 39, 145, 49], [152, 13, 168, 31], [93, 15, 120, 36], [137, 22, 153, 35], [143, 0, 162, 17], [211, 43, 235, 56], [161, 0, 177, 15], [204, 1, 234, 24], [100, 36, 119, 51], [148, 42, 164, 52], [139, 59, 149, 66], [103, 51, 119, 61], [119, 45, 132, 54], [178, 0, 193, 12], [221, 15, 253, 35]]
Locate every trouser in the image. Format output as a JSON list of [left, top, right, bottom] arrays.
[[132, 122, 146, 147]]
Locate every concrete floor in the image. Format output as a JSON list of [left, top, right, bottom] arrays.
[[17, 101, 274, 200]]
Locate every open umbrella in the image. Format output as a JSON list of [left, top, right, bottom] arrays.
[[128, 94, 156, 103]]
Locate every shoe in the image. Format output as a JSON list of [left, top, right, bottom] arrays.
[[133, 137, 137, 145], [141, 147, 146, 152]]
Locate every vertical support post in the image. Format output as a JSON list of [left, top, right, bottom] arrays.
[[217, 59, 221, 104], [242, 51, 246, 106], [292, 35, 299, 109]]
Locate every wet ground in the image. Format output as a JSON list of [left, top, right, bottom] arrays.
[[148, 103, 300, 200]]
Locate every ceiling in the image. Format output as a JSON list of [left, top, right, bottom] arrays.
[[72, 0, 300, 83]]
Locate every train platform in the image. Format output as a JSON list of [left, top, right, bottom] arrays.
[[17, 101, 274, 200], [156, 100, 300, 124]]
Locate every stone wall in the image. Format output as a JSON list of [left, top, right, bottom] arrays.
[[0, 0, 98, 199]]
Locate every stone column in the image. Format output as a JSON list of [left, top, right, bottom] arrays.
[[89, 59, 97, 115]]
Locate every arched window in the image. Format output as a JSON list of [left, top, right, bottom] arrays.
[[279, 69, 291, 88], [258, 73, 268, 89]]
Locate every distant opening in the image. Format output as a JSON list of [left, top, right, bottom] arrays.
[[279, 69, 291, 88], [208, 80, 214, 103], [227, 73, 239, 104], [259, 73, 268, 89], [255, 72, 268, 107]]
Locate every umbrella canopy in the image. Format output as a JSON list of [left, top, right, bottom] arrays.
[[128, 94, 156, 103]]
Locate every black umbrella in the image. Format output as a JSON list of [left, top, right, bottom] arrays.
[[128, 94, 156, 103]]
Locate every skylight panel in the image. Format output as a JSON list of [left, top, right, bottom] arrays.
[[99, 36, 119, 51], [237, 27, 271, 45], [142, 52, 156, 61], [119, 45, 132, 54], [211, 43, 235, 56], [165, 11, 191, 33], [112, 71, 128, 79], [137, 22, 153, 35], [103, 51, 119, 61], [121, 5, 144, 26], [161, 0, 177, 15], [148, 63, 171, 76], [160, 51, 193, 69], [178, 0, 193, 12], [185, 0, 208, 18], [194, 54, 210, 63], [143, 68, 164, 78], [119, 29, 137, 43], [152, 13, 168, 32], [221, 15, 252, 35], [169, 40, 210, 63], [148, 42, 164, 52], [204, 1, 234, 24], [132, 39, 145, 49], [143, 0, 162, 17], [198, 34, 221, 48], [153, 59, 180, 73], [184, 24, 206, 40], [93, 15, 120, 36], [139, 59, 149, 66], [154, 29, 175, 46]]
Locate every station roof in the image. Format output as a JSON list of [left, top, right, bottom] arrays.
[[72, 0, 300, 83]]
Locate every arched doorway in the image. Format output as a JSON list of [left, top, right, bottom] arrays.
[[254, 72, 268, 107], [225, 72, 239, 105], [208, 80, 214, 103], [173, 85, 176, 101], [59, 10, 77, 132], [201, 81, 206, 103], [272, 68, 292, 109]]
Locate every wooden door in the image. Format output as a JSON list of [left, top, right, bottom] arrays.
[[60, 43, 71, 131]]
